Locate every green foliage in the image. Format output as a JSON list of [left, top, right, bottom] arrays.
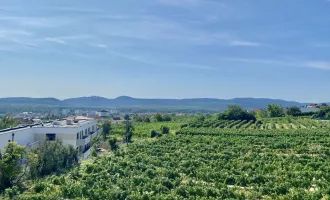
[[151, 130, 159, 138], [255, 110, 267, 119], [123, 114, 130, 121], [0, 116, 19, 129], [160, 125, 170, 134], [267, 104, 284, 117], [219, 105, 256, 121], [133, 115, 151, 123], [102, 121, 112, 140], [91, 148, 97, 157], [154, 113, 172, 122], [326, 112, 330, 120], [286, 106, 302, 116], [28, 139, 78, 178], [11, 129, 330, 199], [108, 138, 119, 151], [0, 142, 26, 191], [123, 121, 134, 143], [315, 106, 330, 119]]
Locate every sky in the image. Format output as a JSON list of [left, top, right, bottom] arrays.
[[0, 0, 329, 102]]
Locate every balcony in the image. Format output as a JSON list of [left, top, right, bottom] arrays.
[[78, 135, 91, 146], [79, 146, 91, 160]]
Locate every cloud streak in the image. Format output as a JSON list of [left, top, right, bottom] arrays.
[[305, 61, 330, 70], [230, 40, 262, 47]]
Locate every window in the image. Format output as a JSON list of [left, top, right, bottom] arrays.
[[77, 133, 79, 139], [46, 134, 56, 141], [12, 133, 15, 142], [8, 140, 11, 142]]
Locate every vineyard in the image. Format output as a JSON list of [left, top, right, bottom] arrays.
[[12, 123, 330, 199], [183, 117, 330, 130], [4, 116, 330, 199]]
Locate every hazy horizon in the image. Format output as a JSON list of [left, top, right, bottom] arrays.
[[0, 95, 328, 104]]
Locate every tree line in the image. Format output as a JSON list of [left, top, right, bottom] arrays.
[[0, 139, 78, 193]]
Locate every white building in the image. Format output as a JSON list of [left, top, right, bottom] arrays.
[[98, 110, 109, 117], [0, 117, 102, 159]]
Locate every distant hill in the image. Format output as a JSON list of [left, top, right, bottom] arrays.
[[0, 97, 61, 105], [0, 96, 306, 111]]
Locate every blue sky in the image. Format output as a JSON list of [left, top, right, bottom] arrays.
[[0, 0, 329, 102]]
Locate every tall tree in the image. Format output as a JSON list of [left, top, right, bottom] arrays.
[[267, 104, 284, 118], [124, 114, 130, 121], [123, 121, 134, 143], [286, 106, 302, 117], [102, 121, 112, 140], [0, 142, 26, 191], [219, 105, 256, 121], [0, 116, 19, 129]]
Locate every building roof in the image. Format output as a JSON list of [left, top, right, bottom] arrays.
[[64, 116, 95, 121]]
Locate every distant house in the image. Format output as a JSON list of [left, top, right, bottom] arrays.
[[301, 107, 319, 113], [98, 110, 109, 118], [307, 104, 318, 108], [112, 116, 121, 121]]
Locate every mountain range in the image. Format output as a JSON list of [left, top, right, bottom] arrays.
[[0, 96, 312, 111]]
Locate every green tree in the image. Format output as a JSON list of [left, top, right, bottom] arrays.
[[108, 138, 119, 151], [102, 122, 112, 140], [28, 139, 78, 178], [123, 121, 134, 143], [0, 116, 19, 129], [161, 126, 170, 134], [255, 110, 267, 119], [162, 115, 172, 122], [151, 130, 158, 138], [0, 142, 26, 191], [286, 106, 302, 117], [154, 113, 163, 122], [124, 114, 130, 121], [219, 105, 256, 121], [267, 104, 284, 118], [326, 112, 330, 120], [134, 115, 151, 123], [317, 106, 330, 119]]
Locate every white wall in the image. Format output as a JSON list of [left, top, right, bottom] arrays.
[[0, 120, 98, 153], [0, 127, 34, 151]]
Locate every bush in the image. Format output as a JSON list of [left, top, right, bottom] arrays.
[[154, 113, 172, 122], [161, 126, 170, 134], [219, 105, 256, 121], [151, 130, 159, 138], [108, 138, 119, 151]]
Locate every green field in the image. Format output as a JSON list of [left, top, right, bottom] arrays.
[[10, 118, 330, 200], [184, 117, 330, 130]]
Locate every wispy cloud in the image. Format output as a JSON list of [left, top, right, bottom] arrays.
[[91, 44, 107, 48], [305, 61, 330, 70], [217, 57, 330, 71], [43, 37, 66, 44], [0, 16, 74, 28], [170, 63, 215, 70], [40, 35, 95, 45], [230, 40, 262, 47], [0, 29, 33, 37]]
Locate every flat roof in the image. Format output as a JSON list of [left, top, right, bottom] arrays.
[[0, 119, 98, 135]]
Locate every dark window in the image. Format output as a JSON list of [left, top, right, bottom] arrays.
[[12, 133, 15, 142], [77, 133, 79, 139], [46, 134, 56, 141], [8, 140, 11, 142]]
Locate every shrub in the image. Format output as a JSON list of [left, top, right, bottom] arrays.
[[161, 126, 170, 134]]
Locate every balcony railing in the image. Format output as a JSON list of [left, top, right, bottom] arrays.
[[82, 135, 89, 139]]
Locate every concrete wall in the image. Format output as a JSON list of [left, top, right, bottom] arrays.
[[0, 120, 99, 158], [0, 128, 34, 151]]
